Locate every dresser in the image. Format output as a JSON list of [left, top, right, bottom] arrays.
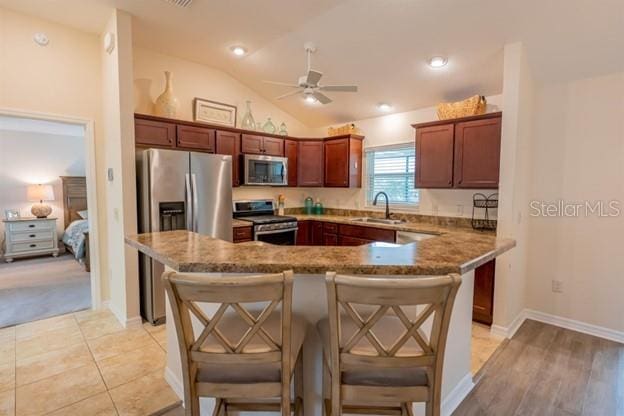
[[3, 217, 59, 262]]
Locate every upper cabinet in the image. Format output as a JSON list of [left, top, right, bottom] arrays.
[[284, 139, 298, 186], [215, 130, 241, 187], [413, 112, 502, 189], [454, 117, 501, 188], [135, 118, 176, 148], [241, 134, 284, 156], [298, 140, 324, 187], [176, 125, 216, 152], [324, 136, 363, 188]]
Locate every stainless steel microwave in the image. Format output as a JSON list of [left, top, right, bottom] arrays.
[[243, 154, 288, 186]]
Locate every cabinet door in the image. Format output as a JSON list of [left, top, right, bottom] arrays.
[[338, 224, 395, 243], [216, 130, 241, 187], [233, 226, 253, 243], [176, 125, 216, 152], [284, 139, 298, 186], [296, 221, 309, 245], [324, 138, 350, 187], [241, 134, 264, 154], [298, 141, 324, 187], [262, 137, 284, 156], [473, 259, 496, 325], [338, 235, 371, 246], [415, 124, 455, 188], [135, 118, 176, 148], [454, 117, 501, 188], [311, 221, 324, 245], [323, 233, 338, 246]]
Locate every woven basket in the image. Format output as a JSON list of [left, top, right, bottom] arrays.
[[437, 95, 487, 120], [328, 123, 358, 136]]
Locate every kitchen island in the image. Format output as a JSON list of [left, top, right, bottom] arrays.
[[126, 225, 514, 416]]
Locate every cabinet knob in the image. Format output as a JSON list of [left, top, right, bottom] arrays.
[[28, 224, 35, 228], [29, 234, 36, 238], [29, 244, 36, 248]]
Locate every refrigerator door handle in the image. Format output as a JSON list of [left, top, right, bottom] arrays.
[[191, 173, 199, 232], [185, 173, 193, 230]]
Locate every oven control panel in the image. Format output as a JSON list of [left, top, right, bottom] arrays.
[[255, 221, 298, 233]]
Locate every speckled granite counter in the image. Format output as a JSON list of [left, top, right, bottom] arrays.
[[125, 218, 514, 275], [232, 219, 252, 228]]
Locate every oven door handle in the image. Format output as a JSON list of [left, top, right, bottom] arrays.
[[254, 227, 298, 238]]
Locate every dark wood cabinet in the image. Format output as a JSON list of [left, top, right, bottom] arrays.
[[216, 130, 241, 187], [135, 118, 176, 148], [311, 221, 324, 245], [233, 226, 253, 243], [284, 139, 298, 186], [415, 124, 455, 188], [298, 140, 324, 187], [176, 125, 216, 151], [324, 136, 363, 188], [338, 224, 395, 243], [413, 112, 502, 189], [322, 222, 338, 246], [296, 221, 310, 245], [241, 134, 283, 156], [454, 117, 501, 188], [473, 259, 496, 325], [338, 235, 371, 246]]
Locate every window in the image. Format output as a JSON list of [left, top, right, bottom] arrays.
[[366, 144, 419, 206]]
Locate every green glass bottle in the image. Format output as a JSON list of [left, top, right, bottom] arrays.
[[304, 197, 314, 215]]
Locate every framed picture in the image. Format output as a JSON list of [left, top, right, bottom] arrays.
[[193, 98, 237, 127], [4, 209, 20, 220]]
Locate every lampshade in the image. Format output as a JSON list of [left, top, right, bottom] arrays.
[[27, 184, 55, 202]]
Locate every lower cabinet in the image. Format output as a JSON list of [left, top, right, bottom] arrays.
[[233, 226, 253, 243], [473, 259, 496, 325], [295, 220, 396, 246]]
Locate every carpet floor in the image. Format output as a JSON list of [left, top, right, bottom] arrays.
[[0, 254, 91, 327]]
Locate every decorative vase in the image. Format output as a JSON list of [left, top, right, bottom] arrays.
[[263, 117, 276, 134], [241, 100, 256, 130], [154, 71, 179, 118], [278, 122, 288, 136]]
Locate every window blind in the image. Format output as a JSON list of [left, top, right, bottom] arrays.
[[366, 145, 419, 205]]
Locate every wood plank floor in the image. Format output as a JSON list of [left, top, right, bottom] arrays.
[[453, 319, 624, 416]]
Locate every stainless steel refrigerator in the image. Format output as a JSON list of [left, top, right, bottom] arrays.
[[137, 148, 233, 324]]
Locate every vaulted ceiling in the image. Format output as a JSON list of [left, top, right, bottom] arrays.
[[2, 0, 623, 127]]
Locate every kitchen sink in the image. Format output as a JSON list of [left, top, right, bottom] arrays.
[[349, 217, 405, 225]]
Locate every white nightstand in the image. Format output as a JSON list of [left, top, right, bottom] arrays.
[[3, 217, 59, 262]]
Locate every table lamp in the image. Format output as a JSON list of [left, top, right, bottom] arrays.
[[27, 184, 55, 218]]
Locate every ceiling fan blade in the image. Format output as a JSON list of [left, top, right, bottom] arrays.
[[319, 85, 358, 92], [263, 80, 300, 88], [306, 70, 323, 86], [313, 91, 332, 104], [275, 89, 302, 100]]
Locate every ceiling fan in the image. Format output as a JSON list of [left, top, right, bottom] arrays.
[[263, 42, 358, 105]]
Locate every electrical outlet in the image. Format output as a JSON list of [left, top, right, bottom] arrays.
[[552, 280, 564, 293]]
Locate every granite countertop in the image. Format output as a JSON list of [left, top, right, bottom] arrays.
[[232, 219, 252, 228], [126, 216, 515, 276]]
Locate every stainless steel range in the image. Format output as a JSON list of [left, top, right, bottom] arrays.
[[233, 199, 298, 245]]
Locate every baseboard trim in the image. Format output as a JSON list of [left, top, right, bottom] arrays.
[[441, 373, 475, 416], [164, 366, 184, 400], [125, 315, 143, 329], [105, 301, 143, 329], [490, 308, 624, 344]]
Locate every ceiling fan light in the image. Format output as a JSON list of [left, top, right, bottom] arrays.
[[304, 95, 317, 104], [230, 46, 247, 56], [377, 103, 392, 112], [428, 56, 448, 68]]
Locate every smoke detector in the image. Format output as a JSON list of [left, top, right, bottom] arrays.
[[162, 0, 193, 7]]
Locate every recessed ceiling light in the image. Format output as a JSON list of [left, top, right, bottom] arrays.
[[230, 46, 247, 56], [377, 103, 392, 112], [428, 56, 448, 68], [33, 32, 49, 47], [304, 94, 317, 104]]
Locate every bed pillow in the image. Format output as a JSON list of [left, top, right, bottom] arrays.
[[77, 210, 88, 219]]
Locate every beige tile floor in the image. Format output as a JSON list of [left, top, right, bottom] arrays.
[[471, 322, 504, 375], [0, 309, 179, 416]]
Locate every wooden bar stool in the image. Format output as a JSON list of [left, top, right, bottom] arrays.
[[317, 272, 461, 416], [163, 270, 306, 416]]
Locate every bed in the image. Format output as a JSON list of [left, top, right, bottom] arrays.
[[60, 176, 90, 272]]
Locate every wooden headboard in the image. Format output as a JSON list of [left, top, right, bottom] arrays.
[[60, 176, 87, 228]]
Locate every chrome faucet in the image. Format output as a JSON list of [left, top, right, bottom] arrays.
[[373, 191, 391, 219]]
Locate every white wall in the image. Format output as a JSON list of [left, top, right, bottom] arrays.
[[0, 129, 85, 239], [525, 71, 624, 332], [0, 7, 110, 299], [133, 47, 313, 137]]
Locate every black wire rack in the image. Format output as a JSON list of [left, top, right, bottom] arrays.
[[472, 193, 498, 230]]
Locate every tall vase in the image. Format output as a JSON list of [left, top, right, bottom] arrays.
[[154, 71, 179, 118], [241, 100, 256, 130]]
